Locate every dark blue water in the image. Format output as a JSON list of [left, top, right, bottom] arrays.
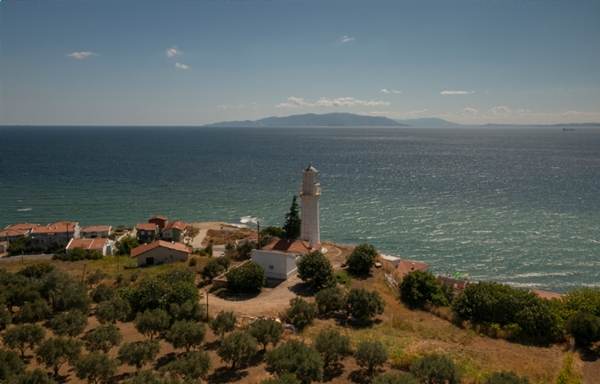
[[1, 126, 599, 291]]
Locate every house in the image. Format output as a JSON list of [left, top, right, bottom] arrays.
[[148, 215, 168, 231], [251, 238, 312, 280], [131, 240, 191, 267], [161, 220, 187, 242], [0, 223, 39, 242], [66, 237, 114, 257], [29, 221, 80, 248], [81, 225, 112, 238], [394, 259, 429, 280], [136, 223, 158, 244], [0, 241, 8, 257]]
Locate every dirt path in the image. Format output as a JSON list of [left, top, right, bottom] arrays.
[[583, 357, 600, 383]]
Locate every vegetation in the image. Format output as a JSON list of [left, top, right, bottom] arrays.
[[117, 340, 160, 369], [11, 369, 58, 384], [346, 243, 377, 276], [285, 297, 317, 330], [484, 371, 530, 384], [266, 340, 323, 384], [400, 270, 448, 309], [346, 288, 385, 324], [354, 340, 388, 377], [372, 372, 419, 384], [165, 320, 206, 352], [90, 284, 115, 304], [260, 373, 301, 384], [209, 310, 236, 340], [49, 310, 87, 337], [95, 296, 131, 324], [201, 257, 230, 281], [297, 251, 335, 291], [315, 286, 346, 317], [82, 324, 122, 353], [0, 348, 25, 381], [3, 324, 45, 358], [35, 337, 82, 377], [217, 330, 258, 369], [567, 311, 600, 348], [283, 196, 301, 240], [248, 318, 283, 351], [313, 328, 351, 372], [54, 248, 102, 261], [115, 236, 139, 256], [162, 351, 211, 382], [74, 352, 117, 384], [134, 309, 170, 340], [409, 354, 461, 384], [226, 262, 265, 293]]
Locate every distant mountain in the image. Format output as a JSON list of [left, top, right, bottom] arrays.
[[397, 117, 462, 128], [204, 113, 405, 127]]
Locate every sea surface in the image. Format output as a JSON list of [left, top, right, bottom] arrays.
[[1, 126, 599, 292]]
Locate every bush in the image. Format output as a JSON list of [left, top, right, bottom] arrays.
[[266, 340, 323, 384], [210, 311, 236, 340], [227, 262, 265, 293], [315, 286, 347, 317], [260, 373, 301, 384], [135, 309, 170, 340], [313, 328, 351, 370], [297, 251, 335, 291], [373, 372, 419, 384], [354, 340, 387, 377], [11, 369, 58, 384], [35, 337, 82, 377], [346, 243, 377, 276], [346, 288, 385, 324], [162, 351, 211, 382], [0, 307, 11, 331], [117, 340, 160, 369], [96, 296, 131, 323], [168, 300, 205, 322], [285, 297, 317, 330], [165, 320, 206, 352], [400, 271, 448, 309], [484, 371, 530, 384], [218, 330, 258, 369], [249, 318, 283, 351], [410, 354, 461, 384], [18, 263, 56, 279], [74, 352, 117, 384], [202, 258, 228, 281], [15, 299, 51, 324], [567, 311, 600, 348], [563, 288, 600, 316], [0, 348, 25, 381], [82, 324, 122, 353], [90, 284, 115, 304], [54, 248, 102, 261], [116, 236, 139, 256], [49, 310, 87, 337], [514, 299, 563, 344], [3, 324, 45, 358]]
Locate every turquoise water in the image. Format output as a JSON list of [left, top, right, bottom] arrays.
[[1, 126, 599, 291]]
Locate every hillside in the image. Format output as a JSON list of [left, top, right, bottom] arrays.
[[204, 113, 405, 127]]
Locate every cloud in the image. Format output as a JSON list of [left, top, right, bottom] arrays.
[[276, 96, 390, 109], [175, 62, 190, 70], [463, 107, 479, 115], [66, 51, 97, 60], [380, 88, 402, 94], [490, 105, 511, 115], [339, 35, 355, 44], [166, 47, 181, 58], [440, 90, 475, 95]]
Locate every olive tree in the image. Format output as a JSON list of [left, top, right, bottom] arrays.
[[248, 318, 283, 351], [95, 296, 131, 324], [82, 324, 122, 353], [163, 351, 211, 382], [266, 340, 323, 384], [3, 324, 45, 358], [354, 340, 388, 377], [36, 337, 82, 377], [409, 354, 461, 384], [315, 286, 347, 318], [117, 340, 160, 369], [285, 298, 317, 331], [297, 251, 335, 291], [217, 330, 258, 370], [346, 288, 385, 324], [165, 321, 206, 352], [346, 243, 377, 276], [49, 310, 87, 337], [135, 309, 170, 340], [313, 328, 351, 371], [0, 348, 24, 382], [209, 311, 236, 341], [74, 352, 117, 384]]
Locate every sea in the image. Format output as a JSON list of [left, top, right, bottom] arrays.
[[1, 126, 599, 292]]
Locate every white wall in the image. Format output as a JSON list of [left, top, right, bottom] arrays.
[[252, 249, 298, 280]]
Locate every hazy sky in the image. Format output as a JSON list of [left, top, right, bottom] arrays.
[[1, 0, 599, 125]]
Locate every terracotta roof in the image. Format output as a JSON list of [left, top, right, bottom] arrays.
[[149, 215, 168, 221], [395, 260, 429, 278], [82, 225, 112, 233], [5, 223, 39, 231], [0, 228, 29, 238], [262, 238, 312, 254], [136, 223, 158, 231], [131, 240, 191, 257], [31, 222, 78, 234], [164, 220, 187, 231], [66, 238, 109, 251]]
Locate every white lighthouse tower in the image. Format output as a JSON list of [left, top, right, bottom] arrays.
[[300, 164, 321, 249]]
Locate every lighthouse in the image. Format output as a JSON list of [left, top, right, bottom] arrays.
[[300, 164, 321, 249]]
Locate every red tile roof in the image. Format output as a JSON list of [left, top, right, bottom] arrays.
[[66, 238, 109, 251], [395, 260, 429, 278], [31, 222, 78, 234], [0, 228, 29, 238], [262, 238, 312, 254], [82, 225, 112, 233], [131, 240, 191, 257], [5, 223, 39, 231], [164, 220, 187, 231], [136, 223, 158, 231]]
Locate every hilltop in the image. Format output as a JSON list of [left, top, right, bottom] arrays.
[[203, 113, 405, 127]]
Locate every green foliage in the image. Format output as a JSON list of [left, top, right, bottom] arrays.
[[82, 324, 122, 353], [315, 286, 347, 317], [409, 354, 461, 384], [0, 306, 11, 331], [297, 251, 335, 291], [334, 270, 352, 287], [372, 372, 419, 384], [514, 299, 563, 344], [484, 371, 530, 384], [563, 288, 600, 316], [235, 241, 257, 259], [400, 271, 448, 309], [259, 226, 286, 247], [49, 310, 87, 337], [39, 271, 90, 313], [354, 340, 388, 376], [3, 324, 45, 357], [90, 284, 115, 304], [165, 320, 206, 352], [266, 340, 323, 384], [117, 340, 160, 369], [55, 248, 102, 261], [555, 353, 582, 384], [15, 299, 51, 324], [116, 236, 139, 256], [123, 370, 170, 384], [313, 328, 351, 370], [260, 373, 302, 384], [74, 352, 117, 384], [249, 318, 283, 351], [217, 330, 258, 369], [346, 288, 385, 324], [567, 311, 600, 348], [162, 351, 211, 382], [210, 310, 236, 340], [226, 262, 265, 293], [17, 263, 56, 279], [0, 348, 24, 381], [95, 296, 131, 323], [85, 269, 107, 287], [283, 196, 301, 240], [35, 337, 82, 377], [201, 258, 228, 281], [10, 369, 58, 384], [168, 300, 205, 322], [346, 243, 377, 276], [285, 297, 317, 330], [135, 309, 170, 340]]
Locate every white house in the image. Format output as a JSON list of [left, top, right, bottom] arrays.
[[81, 225, 112, 238], [251, 238, 312, 280], [131, 240, 191, 267], [66, 237, 114, 256]]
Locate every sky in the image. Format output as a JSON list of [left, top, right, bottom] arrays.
[[1, 0, 599, 125]]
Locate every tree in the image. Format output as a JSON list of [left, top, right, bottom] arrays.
[[124, 370, 171, 384], [400, 271, 448, 309], [15, 299, 51, 324], [169, 300, 205, 323], [135, 308, 170, 340], [36, 337, 82, 377], [117, 340, 160, 369], [95, 296, 131, 323], [116, 236, 139, 256], [74, 352, 117, 384], [0, 306, 11, 331], [40, 271, 90, 313], [0, 348, 24, 382], [283, 196, 301, 240], [354, 340, 387, 377], [346, 243, 377, 276], [226, 262, 265, 293], [201, 259, 226, 281], [163, 351, 211, 382], [373, 372, 419, 384], [567, 311, 600, 348], [82, 324, 122, 353], [49, 310, 87, 337], [313, 328, 351, 371], [210, 311, 236, 340], [409, 354, 461, 384], [297, 251, 335, 291], [11, 369, 58, 384], [484, 371, 530, 384], [266, 340, 323, 384], [315, 286, 347, 318], [249, 318, 283, 351], [514, 299, 563, 344], [346, 288, 385, 324], [260, 373, 301, 384], [285, 297, 317, 331], [165, 321, 206, 352], [3, 324, 45, 358], [90, 284, 115, 304], [18, 263, 56, 279], [217, 330, 258, 370]]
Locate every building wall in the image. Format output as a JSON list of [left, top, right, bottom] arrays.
[[252, 249, 298, 280], [82, 230, 110, 238], [136, 247, 188, 267]]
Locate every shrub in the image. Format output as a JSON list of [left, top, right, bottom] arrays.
[[168, 300, 205, 322], [116, 236, 139, 256], [74, 352, 117, 384], [346, 288, 385, 324], [410, 354, 461, 384], [82, 324, 122, 353], [400, 271, 448, 309], [313, 328, 351, 370], [135, 309, 170, 340], [0, 348, 25, 381], [49, 310, 87, 337], [201, 259, 226, 281], [297, 251, 335, 291], [117, 340, 160, 369], [218, 330, 258, 369], [373, 372, 419, 384], [210, 310, 236, 340], [15, 299, 51, 324], [484, 371, 530, 384], [514, 299, 563, 344], [567, 311, 600, 348], [0, 307, 11, 331], [95, 296, 131, 323], [266, 340, 323, 384], [315, 286, 347, 317], [11, 369, 58, 384], [346, 243, 377, 276], [165, 320, 206, 352], [260, 373, 301, 384], [18, 263, 56, 279], [249, 318, 283, 351], [162, 351, 211, 382], [563, 288, 600, 316], [354, 340, 388, 377], [227, 262, 265, 293], [35, 337, 82, 377], [3, 324, 45, 358], [285, 297, 317, 330], [90, 284, 115, 304]]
